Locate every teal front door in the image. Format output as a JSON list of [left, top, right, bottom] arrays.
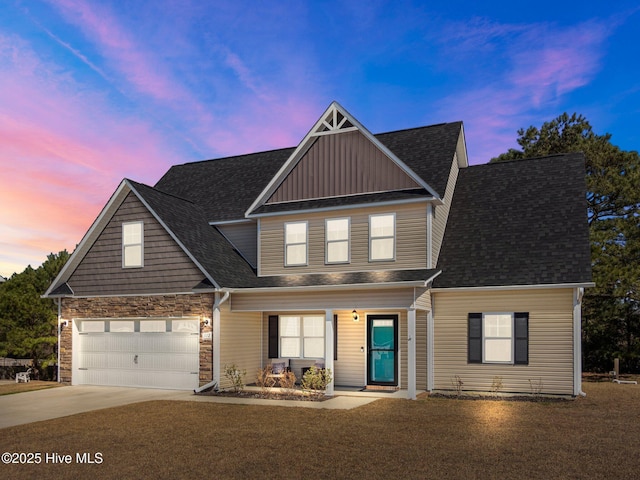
[[367, 315, 398, 386]]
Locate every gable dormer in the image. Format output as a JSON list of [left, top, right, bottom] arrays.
[[246, 102, 440, 216]]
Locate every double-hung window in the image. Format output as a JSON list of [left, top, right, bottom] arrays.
[[369, 213, 395, 261], [284, 221, 307, 266], [122, 221, 143, 268], [326, 217, 350, 264], [278, 315, 325, 358], [468, 312, 529, 364]]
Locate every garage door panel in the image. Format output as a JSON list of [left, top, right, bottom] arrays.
[[76, 319, 199, 390]]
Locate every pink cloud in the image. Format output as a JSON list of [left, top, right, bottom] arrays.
[[432, 18, 615, 164]]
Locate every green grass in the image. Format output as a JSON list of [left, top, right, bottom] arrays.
[[1, 381, 638, 479]]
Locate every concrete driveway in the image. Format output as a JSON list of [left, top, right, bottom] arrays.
[[0, 385, 190, 429]]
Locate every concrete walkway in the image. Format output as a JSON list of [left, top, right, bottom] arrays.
[[0, 385, 382, 429]]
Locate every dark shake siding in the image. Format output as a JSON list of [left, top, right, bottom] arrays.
[[67, 193, 205, 296]]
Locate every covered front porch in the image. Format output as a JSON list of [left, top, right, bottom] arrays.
[[213, 286, 434, 399]]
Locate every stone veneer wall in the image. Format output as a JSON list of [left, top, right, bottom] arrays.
[[59, 294, 214, 386]]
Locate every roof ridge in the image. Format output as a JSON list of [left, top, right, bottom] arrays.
[[127, 178, 198, 206], [374, 121, 463, 137]]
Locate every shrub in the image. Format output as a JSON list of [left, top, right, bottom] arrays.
[[224, 363, 246, 392], [490, 376, 503, 395], [279, 370, 297, 393], [301, 366, 332, 392], [451, 375, 463, 396], [256, 365, 276, 393]]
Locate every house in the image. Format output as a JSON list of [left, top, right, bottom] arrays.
[[44, 102, 592, 398]]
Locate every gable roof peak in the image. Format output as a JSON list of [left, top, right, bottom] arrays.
[[245, 102, 442, 216]]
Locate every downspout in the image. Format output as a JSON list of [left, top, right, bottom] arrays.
[[212, 290, 230, 389], [195, 290, 230, 394], [574, 287, 586, 397]]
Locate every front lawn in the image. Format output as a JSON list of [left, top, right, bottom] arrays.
[[1, 381, 638, 479], [0, 380, 59, 396]]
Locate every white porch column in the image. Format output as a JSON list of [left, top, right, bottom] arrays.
[[427, 309, 434, 392], [325, 309, 334, 396], [408, 308, 417, 400], [213, 292, 222, 388]]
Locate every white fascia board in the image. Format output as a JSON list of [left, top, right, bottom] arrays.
[[335, 101, 442, 201], [244, 104, 337, 217], [209, 219, 254, 225], [245, 101, 444, 217], [431, 282, 596, 293], [247, 196, 439, 219], [126, 180, 221, 290], [43, 180, 131, 297]]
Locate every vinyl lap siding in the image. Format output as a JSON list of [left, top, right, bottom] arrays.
[[432, 156, 459, 267], [231, 288, 417, 312], [432, 289, 574, 395], [259, 203, 427, 276], [219, 304, 262, 389], [68, 193, 204, 296]]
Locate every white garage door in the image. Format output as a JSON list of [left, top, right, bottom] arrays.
[[75, 318, 199, 390]]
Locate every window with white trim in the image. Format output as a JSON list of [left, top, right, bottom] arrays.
[[122, 221, 143, 268], [279, 315, 325, 358], [468, 312, 529, 365], [325, 217, 350, 264], [284, 221, 307, 266], [369, 213, 395, 261]]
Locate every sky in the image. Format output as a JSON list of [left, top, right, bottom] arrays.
[[1, 0, 639, 278]]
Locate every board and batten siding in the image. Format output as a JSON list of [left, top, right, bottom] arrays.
[[216, 222, 258, 268], [219, 303, 262, 389], [432, 288, 575, 395], [267, 130, 420, 204], [432, 155, 459, 267], [259, 203, 428, 276], [68, 193, 204, 296]]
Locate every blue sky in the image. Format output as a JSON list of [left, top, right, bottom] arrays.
[[0, 0, 638, 277]]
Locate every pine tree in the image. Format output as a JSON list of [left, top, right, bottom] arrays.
[[492, 113, 640, 372]]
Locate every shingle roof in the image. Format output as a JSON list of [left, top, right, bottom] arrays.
[[131, 181, 440, 289], [433, 153, 592, 288], [154, 122, 463, 221]]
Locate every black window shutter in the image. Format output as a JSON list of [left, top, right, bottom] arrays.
[[333, 314, 338, 361], [514, 312, 529, 365], [268, 315, 279, 358], [468, 313, 482, 363]]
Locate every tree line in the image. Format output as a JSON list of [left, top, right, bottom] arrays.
[[0, 251, 69, 379]]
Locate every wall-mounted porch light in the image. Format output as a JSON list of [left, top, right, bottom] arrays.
[[202, 317, 211, 327], [352, 309, 359, 322]]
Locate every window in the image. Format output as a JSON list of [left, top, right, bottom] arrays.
[[468, 312, 529, 365], [284, 221, 307, 266], [274, 315, 325, 359], [122, 221, 143, 268], [326, 217, 350, 264], [369, 213, 395, 261]]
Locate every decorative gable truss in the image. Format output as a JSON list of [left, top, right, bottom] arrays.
[[246, 102, 442, 216]]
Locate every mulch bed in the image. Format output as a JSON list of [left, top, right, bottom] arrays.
[[196, 388, 330, 401]]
